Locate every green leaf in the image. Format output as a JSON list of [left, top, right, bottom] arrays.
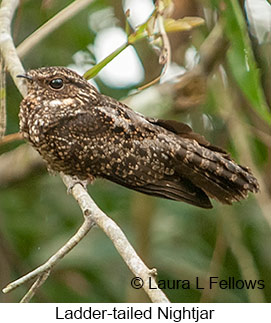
[[164, 17, 204, 33], [83, 43, 129, 80], [222, 0, 271, 124]]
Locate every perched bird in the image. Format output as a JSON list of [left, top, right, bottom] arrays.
[[18, 67, 259, 209]]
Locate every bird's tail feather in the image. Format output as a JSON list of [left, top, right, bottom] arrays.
[[175, 141, 259, 205]]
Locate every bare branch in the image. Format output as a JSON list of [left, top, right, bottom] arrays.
[[0, 131, 22, 145], [3, 206, 95, 295], [20, 271, 50, 303], [0, 0, 26, 96], [138, 1, 172, 91], [0, 53, 6, 138], [17, 0, 94, 58], [61, 175, 170, 303]]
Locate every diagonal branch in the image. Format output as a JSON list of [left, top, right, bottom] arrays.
[[20, 271, 50, 303], [17, 0, 94, 58], [0, 0, 169, 303], [0, 0, 27, 96], [62, 175, 169, 303], [0, 52, 6, 138]]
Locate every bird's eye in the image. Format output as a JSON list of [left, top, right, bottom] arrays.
[[49, 78, 64, 90]]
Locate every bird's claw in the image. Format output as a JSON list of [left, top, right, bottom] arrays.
[[67, 176, 88, 194]]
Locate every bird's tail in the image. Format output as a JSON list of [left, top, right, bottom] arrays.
[[174, 139, 259, 205], [146, 117, 259, 208]]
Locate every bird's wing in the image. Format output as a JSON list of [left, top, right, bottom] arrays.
[[102, 171, 212, 208], [146, 117, 229, 155]]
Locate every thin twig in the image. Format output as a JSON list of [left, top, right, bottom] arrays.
[[0, 52, 6, 138], [3, 209, 95, 294], [17, 0, 94, 58], [20, 271, 50, 303], [156, 2, 171, 68], [0, 132, 23, 145], [138, 1, 171, 91]]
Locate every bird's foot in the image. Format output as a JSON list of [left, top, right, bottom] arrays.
[[66, 176, 89, 194]]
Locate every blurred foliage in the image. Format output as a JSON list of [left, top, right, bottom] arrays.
[[221, 0, 271, 123], [0, 0, 271, 303]]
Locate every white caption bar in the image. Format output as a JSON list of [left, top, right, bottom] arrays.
[[0, 303, 268, 322]]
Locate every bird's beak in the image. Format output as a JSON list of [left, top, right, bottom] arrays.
[[17, 74, 33, 81]]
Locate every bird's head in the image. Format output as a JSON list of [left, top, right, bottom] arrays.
[[17, 66, 98, 101]]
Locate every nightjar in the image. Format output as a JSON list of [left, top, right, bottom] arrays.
[[18, 67, 259, 208]]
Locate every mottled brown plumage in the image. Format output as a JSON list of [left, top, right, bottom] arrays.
[[18, 67, 259, 208]]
